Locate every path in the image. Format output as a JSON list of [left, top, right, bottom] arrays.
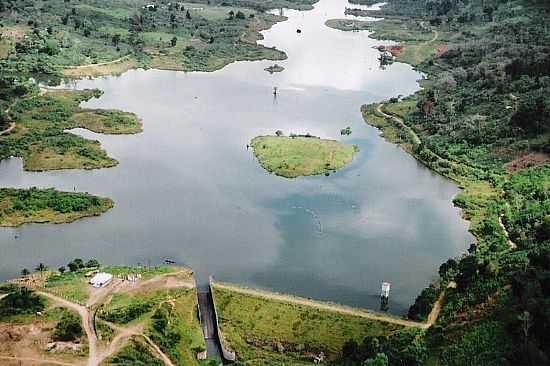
[[96, 319, 175, 366], [499, 214, 518, 250], [0, 122, 16, 136], [213, 282, 431, 329], [37, 291, 97, 366], [0, 355, 77, 366], [376, 103, 421, 145], [65, 55, 131, 69], [425, 281, 456, 327]]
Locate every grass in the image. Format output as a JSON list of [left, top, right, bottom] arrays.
[[63, 57, 140, 78], [70, 109, 143, 134], [0, 188, 113, 227], [251, 135, 359, 178], [325, 19, 372, 32], [103, 336, 165, 366], [213, 286, 402, 365], [2, 89, 142, 171], [146, 288, 206, 366], [44, 271, 91, 304]]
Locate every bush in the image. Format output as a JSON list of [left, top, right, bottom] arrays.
[[53, 311, 83, 341], [0, 287, 45, 318]]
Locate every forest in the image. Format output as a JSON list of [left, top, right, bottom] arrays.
[[348, 0, 550, 365]]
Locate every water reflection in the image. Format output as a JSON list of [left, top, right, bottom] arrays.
[[0, 0, 471, 314]]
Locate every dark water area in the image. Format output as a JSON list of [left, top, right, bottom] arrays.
[[0, 0, 473, 314]]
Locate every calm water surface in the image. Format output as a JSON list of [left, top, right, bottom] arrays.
[[0, 0, 473, 314]]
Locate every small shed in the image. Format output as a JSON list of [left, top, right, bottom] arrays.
[[90, 272, 113, 288]]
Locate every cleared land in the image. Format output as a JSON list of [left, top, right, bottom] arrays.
[[1, 265, 204, 366], [251, 135, 359, 178]]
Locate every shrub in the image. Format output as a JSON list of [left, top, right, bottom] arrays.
[[53, 311, 83, 341]]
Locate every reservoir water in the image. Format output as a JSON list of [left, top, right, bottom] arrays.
[[0, 0, 473, 314]]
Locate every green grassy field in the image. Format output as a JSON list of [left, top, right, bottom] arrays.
[[213, 286, 402, 365], [251, 135, 359, 178]]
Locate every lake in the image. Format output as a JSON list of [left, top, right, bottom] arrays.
[[0, 0, 473, 314]]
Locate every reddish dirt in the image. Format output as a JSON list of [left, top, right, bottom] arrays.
[[436, 45, 449, 57], [505, 152, 550, 172], [387, 45, 404, 56]]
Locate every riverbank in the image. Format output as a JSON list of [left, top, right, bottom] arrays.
[[251, 135, 359, 178], [345, 0, 550, 363]]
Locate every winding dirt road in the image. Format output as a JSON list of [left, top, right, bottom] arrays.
[[37, 291, 98, 366]]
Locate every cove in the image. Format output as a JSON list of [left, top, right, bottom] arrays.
[[0, 0, 473, 314]]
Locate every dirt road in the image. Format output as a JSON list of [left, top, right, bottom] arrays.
[[38, 291, 97, 366]]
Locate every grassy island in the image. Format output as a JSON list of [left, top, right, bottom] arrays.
[[0, 187, 113, 227], [251, 135, 359, 178], [1, 88, 142, 172]]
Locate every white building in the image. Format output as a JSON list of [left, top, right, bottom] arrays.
[[89, 272, 113, 288]]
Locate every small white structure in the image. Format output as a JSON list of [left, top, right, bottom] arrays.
[[381, 282, 391, 299], [89, 272, 113, 288]]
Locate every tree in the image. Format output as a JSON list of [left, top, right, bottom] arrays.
[[111, 34, 121, 47], [35, 263, 47, 277], [85, 258, 100, 268], [53, 311, 83, 341], [342, 340, 359, 360], [186, 10, 192, 19], [58, 266, 66, 274], [275, 130, 283, 136], [366, 353, 389, 366], [171, 36, 177, 47], [228, 10, 235, 19], [21, 268, 30, 277], [236, 11, 246, 19], [68, 258, 84, 272]]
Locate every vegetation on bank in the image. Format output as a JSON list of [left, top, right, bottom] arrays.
[[0, 187, 113, 227], [213, 286, 403, 365], [0, 0, 316, 77], [1, 88, 142, 171], [340, 0, 550, 364], [251, 134, 359, 178]]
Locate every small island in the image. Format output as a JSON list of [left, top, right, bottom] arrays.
[[251, 134, 359, 178], [325, 19, 372, 32], [264, 64, 285, 73], [0, 188, 113, 227]]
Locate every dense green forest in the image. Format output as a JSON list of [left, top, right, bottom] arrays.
[[343, 0, 550, 365]]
